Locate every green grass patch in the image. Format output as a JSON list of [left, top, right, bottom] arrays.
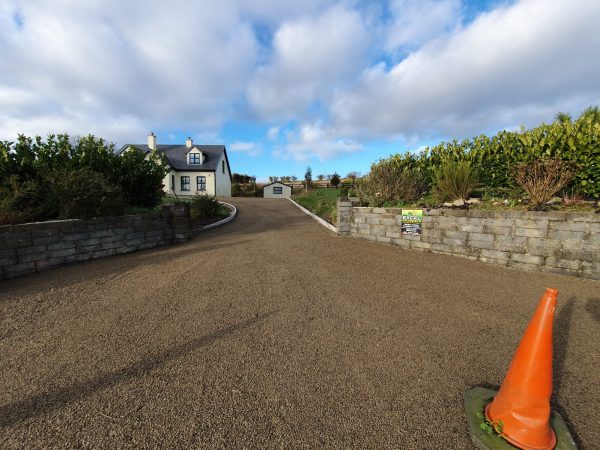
[[293, 188, 342, 224]]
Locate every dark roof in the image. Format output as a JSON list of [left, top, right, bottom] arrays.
[[119, 144, 229, 172], [263, 181, 293, 188]]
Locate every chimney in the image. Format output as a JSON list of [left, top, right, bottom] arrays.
[[147, 132, 156, 150], [186, 136, 193, 148]]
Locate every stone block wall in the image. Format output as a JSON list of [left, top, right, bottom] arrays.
[[339, 199, 599, 280], [0, 206, 189, 280]]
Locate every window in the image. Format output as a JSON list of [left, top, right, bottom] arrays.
[[222, 160, 225, 173], [181, 176, 190, 191], [189, 153, 200, 165], [171, 174, 175, 190], [197, 176, 206, 191], [273, 186, 283, 194]]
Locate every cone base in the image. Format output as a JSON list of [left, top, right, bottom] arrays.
[[464, 387, 577, 450], [484, 402, 556, 450]]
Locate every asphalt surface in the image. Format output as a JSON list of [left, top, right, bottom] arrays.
[[1, 197, 599, 449]]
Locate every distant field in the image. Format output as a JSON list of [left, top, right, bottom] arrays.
[[292, 188, 341, 224]]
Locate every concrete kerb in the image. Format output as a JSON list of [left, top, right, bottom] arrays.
[[195, 201, 238, 233], [287, 197, 338, 234]]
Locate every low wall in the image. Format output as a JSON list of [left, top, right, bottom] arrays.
[[337, 198, 600, 280], [0, 205, 191, 281]]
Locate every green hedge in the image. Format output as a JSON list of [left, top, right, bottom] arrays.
[[376, 107, 600, 198], [0, 134, 169, 223]]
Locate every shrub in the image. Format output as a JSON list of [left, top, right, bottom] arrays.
[[42, 168, 125, 219], [369, 106, 600, 200], [512, 158, 575, 209], [330, 173, 341, 188], [0, 134, 168, 223], [0, 176, 39, 225], [433, 161, 479, 203], [189, 194, 228, 220], [355, 160, 429, 207]]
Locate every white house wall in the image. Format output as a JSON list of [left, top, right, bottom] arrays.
[[215, 153, 232, 197], [163, 171, 216, 197]]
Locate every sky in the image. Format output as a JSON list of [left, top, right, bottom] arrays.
[[1, 0, 599, 181]]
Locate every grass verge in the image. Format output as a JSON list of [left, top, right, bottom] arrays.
[[292, 188, 342, 224]]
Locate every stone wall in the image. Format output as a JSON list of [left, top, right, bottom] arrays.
[[0, 205, 190, 280], [338, 199, 600, 280]]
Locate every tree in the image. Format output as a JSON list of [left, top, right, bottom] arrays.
[[291, 175, 298, 181], [232, 173, 252, 183], [330, 172, 341, 188], [304, 166, 312, 188], [346, 171, 359, 183], [555, 112, 572, 124], [268, 176, 279, 182], [317, 174, 324, 181]]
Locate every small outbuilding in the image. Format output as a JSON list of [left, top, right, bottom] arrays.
[[263, 181, 292, 198]]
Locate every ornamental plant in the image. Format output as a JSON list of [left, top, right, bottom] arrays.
[[511, 158, 575, 209], [433, 160, 479, 203]]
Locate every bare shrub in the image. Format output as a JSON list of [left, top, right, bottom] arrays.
[[355, 163, 427, 207], [562, 189, 584, 207], [512, 158, 575, 209]]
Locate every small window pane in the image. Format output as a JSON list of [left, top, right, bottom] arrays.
[[189, 153, 200, 164], [197, 176, 206, 191], [273, 186, 283, 194], [181, 176, 190, 191]]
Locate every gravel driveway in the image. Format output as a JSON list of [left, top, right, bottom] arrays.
[[1, 197, 599, 449]]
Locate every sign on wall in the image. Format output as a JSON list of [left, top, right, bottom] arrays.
[[401, 209, 423, 236]]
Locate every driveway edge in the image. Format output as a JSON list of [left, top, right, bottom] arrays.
[[287, 197, 338, 234], [203, 201, 238, 230], [192, 201, 238, 237]]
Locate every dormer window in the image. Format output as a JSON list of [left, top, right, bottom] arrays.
[[189, 153, 201, 165]]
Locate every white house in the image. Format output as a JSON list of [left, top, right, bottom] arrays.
[[263, 181, 292, 198], [120, 133, 232, 197]]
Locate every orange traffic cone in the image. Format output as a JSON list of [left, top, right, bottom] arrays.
[[485, 287, 558, 450]]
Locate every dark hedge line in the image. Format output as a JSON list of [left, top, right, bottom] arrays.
[[0, 134, 168, 224]]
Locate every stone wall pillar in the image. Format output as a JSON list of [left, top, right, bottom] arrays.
[[337, 197, 359, 235], [164, 204, 191, 243]]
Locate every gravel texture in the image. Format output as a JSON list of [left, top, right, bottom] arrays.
[[1, 197, 599, 449]]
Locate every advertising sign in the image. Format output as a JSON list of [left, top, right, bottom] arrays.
[[401, 209, 423, 236]]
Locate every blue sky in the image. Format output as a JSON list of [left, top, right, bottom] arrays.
[[1, 0, 599, 181]]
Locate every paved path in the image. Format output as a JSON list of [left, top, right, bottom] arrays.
[[1, 198, 599, 448]]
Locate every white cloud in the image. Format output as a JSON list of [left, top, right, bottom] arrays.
[[247, 4, 370, 119], [277, 122, 362, 162], [1, 0, 599, 164], [230, 140, 262, 156], [266, 126, 279, 140], [0, 0, 258, 141], [329, 0, 600, 141], [385, 0, 462, 51], [238, 0, 334, 22]]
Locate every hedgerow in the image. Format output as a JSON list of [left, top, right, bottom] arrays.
[[359, 107, 599, 205], [0, 134, 168, 224]]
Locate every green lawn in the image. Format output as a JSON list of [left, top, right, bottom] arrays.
[[292, 188, 342, 224]]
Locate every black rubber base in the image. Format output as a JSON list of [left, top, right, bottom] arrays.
[[464, 387, 578, 449]]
